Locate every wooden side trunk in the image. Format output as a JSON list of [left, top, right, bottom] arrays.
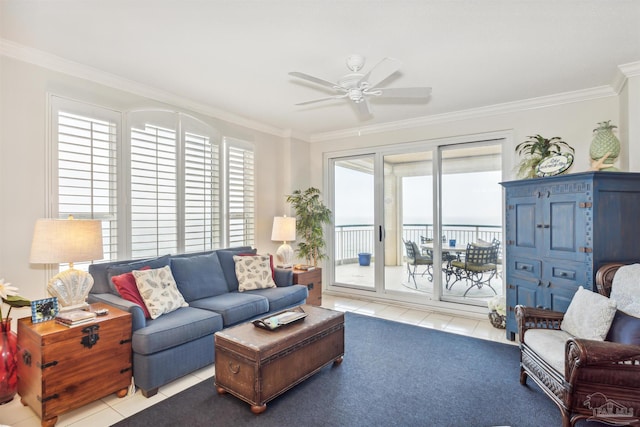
[[215, 305, 344, 411], [17, 304, 132, 425]]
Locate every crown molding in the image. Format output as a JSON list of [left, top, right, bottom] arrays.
[[0, 38, 289, 138], [619, 61, 640, 78], [309, 85, 617, 142]]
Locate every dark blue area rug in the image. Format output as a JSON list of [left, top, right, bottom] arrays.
[[113, 312, 585, 427]]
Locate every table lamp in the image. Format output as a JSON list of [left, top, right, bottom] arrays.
[[271, 216, 296, 268], [30, 216, 104, 311]]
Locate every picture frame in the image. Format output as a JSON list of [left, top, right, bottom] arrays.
[[31, 297, 59, 323]]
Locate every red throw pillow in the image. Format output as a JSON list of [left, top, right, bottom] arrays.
[[238, 253, 275, 280], [111, 266, 152, 319]]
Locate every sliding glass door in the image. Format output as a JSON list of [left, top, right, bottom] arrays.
[[439, 144, 503, 306], [333, 156, 375, 290], [328, 135, 504, 309], [382, 152, 434, 296]]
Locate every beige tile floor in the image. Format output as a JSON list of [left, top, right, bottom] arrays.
[[0, 295, 514, 427]]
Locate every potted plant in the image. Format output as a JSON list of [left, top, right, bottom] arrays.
[[286, 187, 332, 267], [515, 134, 574, 178]]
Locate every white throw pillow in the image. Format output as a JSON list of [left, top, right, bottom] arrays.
[[561, 286, 617, 340], [234, 255, 276, 292], [132, 265, 188, 319], [610, 264, 640, 317]]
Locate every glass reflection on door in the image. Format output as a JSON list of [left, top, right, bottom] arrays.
[[439, 143, 503, 306], [333, 156, 375, 289], [383, 152, 434, 296]]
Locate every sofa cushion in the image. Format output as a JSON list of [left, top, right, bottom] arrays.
[[106, 254, 171, 294], [234, 255, 276, 292], [525, 329, 574, 373], [133, 266, 189, 320], [561, 286, 617, 341], [217, 247, 257, 291], [170, 252, 228, 302], [111, 266, 152, 319], [131, 307, 223, 355], [246, 284, 308, 312], [606, 310, 640, 346], [610, 263, 640, 317], [189, 292, 269, 326]]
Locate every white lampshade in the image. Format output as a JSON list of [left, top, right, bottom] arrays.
[[30, 218, 104, 265], [271, 216, 296, 242], [30, 217, 104, 310], [271, 216, 296, 268]]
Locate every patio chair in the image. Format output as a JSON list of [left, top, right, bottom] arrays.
[[403, 239, 433, 288], [419, 235, 433, 255], [448, 241, 499, 296]]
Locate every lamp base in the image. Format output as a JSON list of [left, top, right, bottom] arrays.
[[276, 243, 294, 269], [276, 263, 293, 269], [47, 268, 94, 310], [59, 302, 91, 312]]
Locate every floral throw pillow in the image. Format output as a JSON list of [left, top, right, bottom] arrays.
[[132, 265, 188, 319], [561, 286, 617, 340], [234, 255, 276, 292]]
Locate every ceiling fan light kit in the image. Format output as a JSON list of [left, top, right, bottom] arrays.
[[289, 54, 432, 116]]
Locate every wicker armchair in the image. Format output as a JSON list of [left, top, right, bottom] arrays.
[[516, 263, 640, 427]]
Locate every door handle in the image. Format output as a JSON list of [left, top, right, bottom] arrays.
[[379, 225, 383, 242]]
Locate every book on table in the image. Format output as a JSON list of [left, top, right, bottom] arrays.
[[55, 310, 97, 327]]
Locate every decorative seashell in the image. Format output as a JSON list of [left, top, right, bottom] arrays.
[[47, 269, 94, 307]]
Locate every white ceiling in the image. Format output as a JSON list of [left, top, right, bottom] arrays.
[[2, 0, 640, 140]]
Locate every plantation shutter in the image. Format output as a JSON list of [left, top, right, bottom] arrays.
[[53, 97, 119, 263], [226, 139, 255, 247], [130, 116, 178, 258], [184, 130, 221, 252]]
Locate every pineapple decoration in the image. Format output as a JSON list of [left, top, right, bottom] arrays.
[[589, 120, 620, 171]]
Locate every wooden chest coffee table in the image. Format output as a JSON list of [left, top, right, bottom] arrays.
[[214, 305, 344, 413]]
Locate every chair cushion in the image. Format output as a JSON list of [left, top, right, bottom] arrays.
[[561, 286, 617, 341], [111, 266, 152, 319], [189, 292, 269, 326], [610, 263, 640, 317], [170, 252, 228, 302], [606, 310, 640, 345], [132, 266, 189, 320], [131, 307, 223, 355], [234, 255, 277, 292], [525, 329, 574, 372]]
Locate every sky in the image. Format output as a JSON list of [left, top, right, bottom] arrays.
[[334, 166, 502, 227]]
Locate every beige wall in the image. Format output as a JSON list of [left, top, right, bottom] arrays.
[[0, 57, 293, 322]]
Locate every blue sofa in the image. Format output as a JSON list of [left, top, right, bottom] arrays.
[[88, 246, 308, 397]]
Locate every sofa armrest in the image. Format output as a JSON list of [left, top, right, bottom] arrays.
[[88, 292, 147, 331], [516, 305, 565, 342], [566, 338, 640, 384], [274, 268, 293, 287]]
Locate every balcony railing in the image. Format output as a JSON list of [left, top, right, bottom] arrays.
[[335, 223, 502, 265]]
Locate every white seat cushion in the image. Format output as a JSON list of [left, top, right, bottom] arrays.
[[525, 329, 574, 373]]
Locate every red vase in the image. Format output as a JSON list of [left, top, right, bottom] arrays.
[[0, 320, 18, 405]]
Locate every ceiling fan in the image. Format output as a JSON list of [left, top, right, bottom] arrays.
[[288, 54, 432, 116]]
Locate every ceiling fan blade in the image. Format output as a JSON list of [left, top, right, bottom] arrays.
[[356, 98, 372, 116], [295, 94, 347, 106], [289, 72, 344, 91], [375, 87, 432, 98], [360, 57, 402, 89]]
